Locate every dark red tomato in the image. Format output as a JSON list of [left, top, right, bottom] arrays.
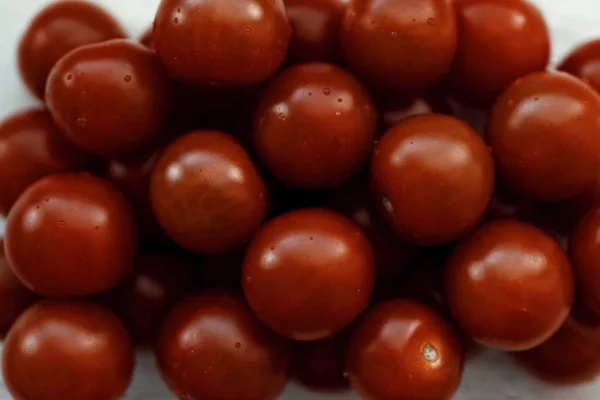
[[371, 114, 495, 246], [103, 250, 196, 345], [447, 0, 550, 105], [293, 335, 350, 392], [150, 130, 268, 254], [243, 209, 376, 341], [46, 39, 170, 154], [18, 0, 126, 99], [340, 0, 457, 94], [486, 71, 600, 201], [378, 93, 452, 133], [0, 239, 37, 337], [0, 108, 89, 216], [445, 219, 574, 351], [157, 291, 292, 400], [104, 143, 166, 243], [284, 0, 348, 64], [154, 0, 291, 86], [347, 299, 464, 400], [570, 206, 600, 317], [516, 307, 600, 385], [5, 173, 138, 297], [325, 173, 417, 277], [253, 62, 377, 189], [559, 39, 600, 93], [3, 300, 134, 400]]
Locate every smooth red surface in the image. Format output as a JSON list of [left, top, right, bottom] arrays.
[[2, 300, 134, 400], [371, 114, 495, 246], [253, 63, 377, 189], [0, 240, 37, 337], [447, 0, 550, 105], [445, 219, 574, 351], [340, 0, 457, 94], [347, 299, 463, 400], [46, 39, 170, 154], [150, 130, 268, 254], [103, 250, 196, 345], [285, 0, 348, 64], [486, 71, 600, 201], [154, 0, 291, 86], [243, 208, 376, 340], [559, 39, 600, 93], [571, 206, 600, 317], [18, 0, 126, 99], [293, 335, 350, 392], [326, 174, 417, 277], [378, 94, 452, 133], [157, 291, 291, 400], [516, 307, 600, 385], [0, 108, 89, 216], [5, 173, 138, 297]]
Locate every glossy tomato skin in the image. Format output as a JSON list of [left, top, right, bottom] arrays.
[[447, 0, 550, 105], [340, 0, 457, 94], [253, 62, 377, 189], [570, 206, 600, 317], [559, 39, 600, 92], [18, 0, 126, 99], [5, 173, 138, 297], [157, 291, 292, 400], [486, 71, 600, 201], [151, 130, 268, 254], [347, 299, 464, 400], [0, 240, 38, 337], [0, 108, 89, 216], [2, 300, 134, 400], [46, 39, 170, 155], [371, 114, 495, 246], [243, 208, 376, 341], [102, 250, 196, 345], [445, 219, 574, 351], [154, 0, 291, 86], [515, 307, 600, 385], [284, 0, 348, 64]]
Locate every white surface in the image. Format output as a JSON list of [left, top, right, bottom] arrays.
[[0, 0, 598, 399]]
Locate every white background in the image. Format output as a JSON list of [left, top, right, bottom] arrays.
[[0, 0, 598, 399]]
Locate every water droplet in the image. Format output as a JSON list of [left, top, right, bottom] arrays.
[[335, 111, 341, 116], [323, 88, 331, 95], [337, 98, 343, 103], [427, 18, 435, 26], [390, 31, 398, 37], [76, 118, 87, 127], [244, 26, 252, 34], [423, 343, 439, 363], [173, 17, 179, 24], [58, 220, 65, 226], [382, 195, 394, 213], [270, 245, 275, 250], [235, 342, 242, 348], [124, 75, 131, 82], [309, 236, 314, 240]]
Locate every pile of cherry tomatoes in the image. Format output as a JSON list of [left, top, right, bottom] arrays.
[[1, 0, 600, 399]]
